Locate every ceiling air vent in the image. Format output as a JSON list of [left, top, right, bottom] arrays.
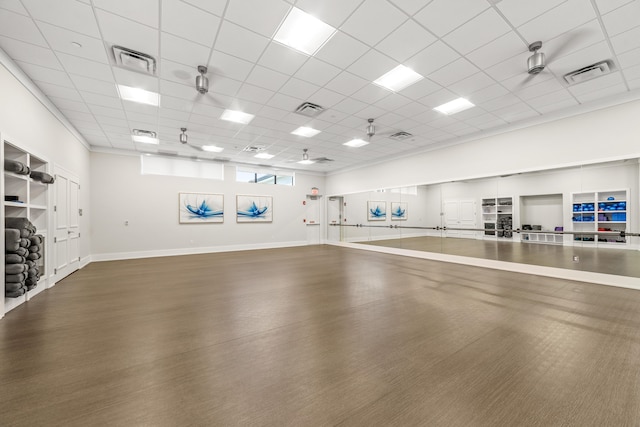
[[242, 144, 266, 152], [563, 60, 614, 85], [389, 131, 413, 140], [112, 45, 157, 76], [294, 102, 325, 117]]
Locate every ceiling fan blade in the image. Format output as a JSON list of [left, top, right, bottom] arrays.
[[545, 27, 592, 63], [513, 73, 538, 91]]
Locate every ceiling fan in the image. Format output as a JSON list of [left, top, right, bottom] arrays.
[[298, 148, 334, 164], [192, 65, 224, 107]]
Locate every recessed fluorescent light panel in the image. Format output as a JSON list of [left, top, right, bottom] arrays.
[[254, 153, 274, 159], [117, 85, 160, 106], [201, 145, 224, 153], [434, 98, 475, 115], [343, 139, 369, 148], [291, 126, 321, 137], [220, 109, 255, 124], [273, 7, 336, 55], [373, 65, 424, 92]]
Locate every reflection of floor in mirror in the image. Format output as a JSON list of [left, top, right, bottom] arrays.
[[359, 236, 640, 278]]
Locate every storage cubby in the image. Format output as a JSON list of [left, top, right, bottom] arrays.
[[2, 137, 50, 316], [572, 190, 628, 246], [482, 196, 513, 238]]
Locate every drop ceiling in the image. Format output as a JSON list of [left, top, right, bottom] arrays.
[[0, 0, 639, 173]]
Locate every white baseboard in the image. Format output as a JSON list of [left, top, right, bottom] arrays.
[[329, 241, 640, 290], [79, 255, 91, 269], [90, 241, 310, 262]]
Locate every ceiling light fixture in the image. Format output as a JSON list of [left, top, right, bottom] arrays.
[[343, 138, 369, 148], [196, 65, 209, 94], [273, 7, 336, 55], [433, 98, 475, 115], [220, 109, 255, 124], [366, 118, 376, 139], [179, 128, 188, 144], [201, 145, 224, 153], [117, 84, 160, 106], [132, 129, 158, 144], [291, 126, 321, 137], [254, 153, 274, 159], [373, 65, 424, 92], [298, 148, 315, 165]]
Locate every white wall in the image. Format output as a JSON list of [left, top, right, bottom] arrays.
[[0, 63, 91, 262], [326, 100, 640, 195], [90, 152, 326, 260]]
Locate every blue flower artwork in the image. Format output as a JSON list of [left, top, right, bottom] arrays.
[[237, 195, 273, 222], [367, 201, 386, 221], [391, 202, 408, 221], [179, 193, 224, 223]]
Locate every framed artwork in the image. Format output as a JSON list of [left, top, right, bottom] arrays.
[[367, 201, 386, 221], [179, 193, 224, 223], [391, 202, 408, 221], [237, 195, 273, 223]]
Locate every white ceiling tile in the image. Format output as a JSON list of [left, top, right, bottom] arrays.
[[236, 83, 275, 104], [190, 102, 223, 117], [214, 20, 270, 63], [444, 9, 511, 55], [602, 1, 640, 37], [258, 42, 308, 75], [419, 88, 458, 108], [208, 75, 242, 97], [15, 61, 74, 88], [278, 78, 320, 100], [93, 0, 159, 28], [499, 70, 554, 92], [448, 72, 496, 97], [245, 66, 289, 92], [93, 115, 128, 127], [57, 53, 115, 82], [69, 74, 119, 97], [496, 0, 567, 28], [480, 93, 522, 111], [257, 105, 289, 121], [112, 68, 159, 92], [60, 109, 96, 122], [514, 77, 566, 101], [87, 105, 127, 119], [0, 8, 47, 46], [375, 20, 437, 63], [0, 0, 28, 15], [567, 71, 624, 96], [315, 31, 369, 69], [37, 22, 109, 63], [100, 123, 130, 134], [617, 47, 640, 68], [428, 58, 479, 87], [340, 0, 407, 46], [465, 113, 507, 130], [517, 0, 597, 43], [266, 92, 304, 110], [160, 32, 210, 67], [398, 77, 441, 100], [595, 0, 635, 15], [83, 92, 124, 109], [160, 79, 195, 100], [308, 88, 345, 108], [572, 80, 627, 103], [161, 0, 221, 46], [610, 24, 640, 55], [295, 0, 362, 28], [546, 40, 613, 76], [324, 72, 369, 96], [181, 0, 226, 17], [467, 83, 509, 104], [37, 81, 83, 101], [208, 50, 254, 81], [352, 105, 386, 121], [225, 0, 290, 38], [294, 58, 341, 87], [627, 77, 640, 90], [160, 97, 193, 114], [623, 63, 640, 80], [387, 0, 429, 16], [467, 32, 528, 70], [22, 0, 100, 37], [542, 20, 605, 65], [373, 93, 412, 111], [96, 9, 159, 57], [412, 109, 441, 123], [348, 49, 398, 81], [351, 84, 391, 104], [525, 87, 577, 110], [405, 41, 460, 77], [394, 100, 430, 117], [413, 0, 489, 37], [484, 53, 526, 81], [49, 97, 92, 113], [332, 97, 369, 115]]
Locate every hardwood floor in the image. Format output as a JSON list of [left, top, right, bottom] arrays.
[[2, 245, 640, 425]]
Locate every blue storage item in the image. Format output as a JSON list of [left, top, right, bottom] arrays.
[[573, 216, 581, 222], [583, 215, 594, 222], [607, 196, 615, 200], [612, 213, 626, 221], [573, 204, 581, 212]]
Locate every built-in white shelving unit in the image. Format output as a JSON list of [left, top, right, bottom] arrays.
[[521, 232, 564, 245], [2, 137, 50, 317], [482, 197, 513, 238], [572, 190, 628, 246]]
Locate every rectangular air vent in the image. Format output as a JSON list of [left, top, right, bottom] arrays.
[[389, 131, 413, 140], [113, 45, 157, 76], [242, 144, 266, 152], [294, 102, 325, 117], [563, 60, 614, 85]]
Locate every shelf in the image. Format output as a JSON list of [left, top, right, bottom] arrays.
[[4, 171, 28, 180], [4, 201, 27, 208], [30, 204, 47, 210]]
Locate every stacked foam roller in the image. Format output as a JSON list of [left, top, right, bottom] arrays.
[[5, 217, 42, 298]]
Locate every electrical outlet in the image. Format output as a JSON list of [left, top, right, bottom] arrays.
[[573, 255, 580, 262]]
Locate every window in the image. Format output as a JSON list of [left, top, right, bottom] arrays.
[[236, 167, 294, 186]]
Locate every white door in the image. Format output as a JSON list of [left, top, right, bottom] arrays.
[[327, 197, 343, 242], [305, 197, 321, 244], [54, 169, 80, 281], [444, 199, 477, 238]]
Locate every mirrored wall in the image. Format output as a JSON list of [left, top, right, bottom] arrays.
[[327, 159, 640, 279]]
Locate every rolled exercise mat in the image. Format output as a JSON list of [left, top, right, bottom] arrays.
[[5, 228, 21, 252], [5, 263, 27, 275], [5, 253, 25, 264]]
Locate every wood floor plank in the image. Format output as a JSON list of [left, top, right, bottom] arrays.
[[2, 245, 640, 425]]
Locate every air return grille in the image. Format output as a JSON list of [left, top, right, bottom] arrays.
[[389, 131, 413, 140], [294, 102, 325, 117], [563, 60, 614, 85], [113, 45, 157, 75]]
